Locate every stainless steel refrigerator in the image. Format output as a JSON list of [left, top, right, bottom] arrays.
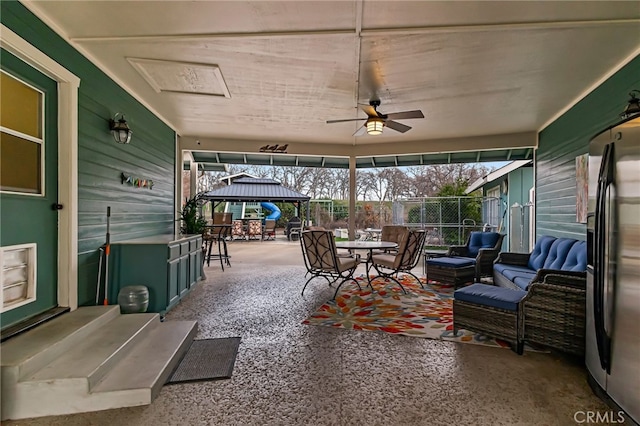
[[586, 115, 640, 424]]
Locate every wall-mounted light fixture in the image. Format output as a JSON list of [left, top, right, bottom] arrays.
[[621, 90, 640, 119], [366, 117, 384, 135], [109, 113, 132, 144]]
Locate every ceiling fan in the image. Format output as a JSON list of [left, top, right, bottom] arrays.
[[326, 100, 424, 136]]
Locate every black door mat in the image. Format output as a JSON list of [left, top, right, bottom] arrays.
[[166, 337, 241, 384]]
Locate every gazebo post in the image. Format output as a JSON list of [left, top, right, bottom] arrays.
[[348, 156, 356, 240], [306, 200, 310, 227]]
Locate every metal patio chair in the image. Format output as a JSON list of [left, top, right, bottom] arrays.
[[369, 229, 426, 293], [300, 230, 361, 299]]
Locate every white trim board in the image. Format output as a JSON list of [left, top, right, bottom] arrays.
[[1, 24, 80, 311]]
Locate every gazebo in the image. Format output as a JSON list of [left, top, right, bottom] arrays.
[[201, 177, 311, 224]]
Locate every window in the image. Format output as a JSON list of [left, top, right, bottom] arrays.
[[0, 71, 44, 195], [484, 186, 500, 227]]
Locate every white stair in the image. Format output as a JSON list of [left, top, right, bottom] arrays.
[[1, 306, 197, 420]]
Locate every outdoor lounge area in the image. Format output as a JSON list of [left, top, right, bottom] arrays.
[[2, 1, 639, 423]]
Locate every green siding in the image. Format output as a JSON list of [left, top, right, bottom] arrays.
[[1, 2, 176, 306], [537, 55, 640, 241]]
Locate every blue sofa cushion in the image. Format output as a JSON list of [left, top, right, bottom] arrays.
[[528, 235, 557, 271], [501, 269, 536, 284], [427, 257, 475, 268], [543, 238, 578, 270], [467, 231, 501, 257], [513, 276, 533, 290], [454, 283, 526, 311], [494, 263, 532, 276], [560, 240, 587, 271]]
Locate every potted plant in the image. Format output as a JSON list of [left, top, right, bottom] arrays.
[[180, 192, 208, 235]]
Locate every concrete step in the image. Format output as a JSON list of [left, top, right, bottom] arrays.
[[93, 320, 198, 399], [1, 306, 197, 421], [27, 313, 160, 389], [1, 306, 120, 380]]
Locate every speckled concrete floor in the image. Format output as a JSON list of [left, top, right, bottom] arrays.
[[7, 236, 610, 426]]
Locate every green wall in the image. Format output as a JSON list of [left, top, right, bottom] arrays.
[[536, 55, 640, 241], [1, 2, 177, 306]]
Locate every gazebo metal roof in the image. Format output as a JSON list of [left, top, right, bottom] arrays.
[[202, 177, 310, 203]]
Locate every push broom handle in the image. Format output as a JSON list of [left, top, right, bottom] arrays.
[[104, 206, 111, 305]]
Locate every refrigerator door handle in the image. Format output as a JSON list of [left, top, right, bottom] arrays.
[[594, 142, 614, 372]]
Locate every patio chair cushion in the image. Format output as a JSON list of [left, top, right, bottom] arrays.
[[467, 231, 502, 257], [426, 257, 476, 268], [370, 253, 395, 269], [454, 283, 526, 311], [337, 256, 359, 273]]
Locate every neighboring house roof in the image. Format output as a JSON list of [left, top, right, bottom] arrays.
[[465, 160, 532, 194], [219, 172, 258, 185], [203, 177, 310, 202]]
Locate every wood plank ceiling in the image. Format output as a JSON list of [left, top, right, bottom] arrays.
[[25, 0, 640, 167]]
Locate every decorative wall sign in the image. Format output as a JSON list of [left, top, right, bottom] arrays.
[[575, 154, 588, 223], [259, 143, 288, 153], [121, 172, 154, 189]]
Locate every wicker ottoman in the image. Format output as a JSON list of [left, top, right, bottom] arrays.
[[426, 257, 476, 288], [453, 283, 527, 354]]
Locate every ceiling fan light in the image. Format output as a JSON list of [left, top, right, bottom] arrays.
[[366, 118, 384, 135]]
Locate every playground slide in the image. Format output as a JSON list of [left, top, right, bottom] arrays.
[[260, 202, 281, 221]]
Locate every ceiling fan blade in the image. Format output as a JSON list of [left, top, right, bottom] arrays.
[[326, 118, 367, 124], [360, 104, 379, 117], [353, 124, 367, 137], [385, 110, 424, 120], [385, 120, 412, 133]]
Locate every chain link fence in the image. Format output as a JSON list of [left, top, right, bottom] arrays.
[[392, 196, 502, 247], [306, 196, 503, 246]]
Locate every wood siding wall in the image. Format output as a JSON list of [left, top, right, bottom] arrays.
[[536, 55, 640, 241], [2, 3, 176, 306]]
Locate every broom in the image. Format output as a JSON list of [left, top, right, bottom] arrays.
[[103, 206, 111, 305]]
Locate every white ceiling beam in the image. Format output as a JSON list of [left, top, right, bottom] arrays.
[[69, 19, 640, 43]]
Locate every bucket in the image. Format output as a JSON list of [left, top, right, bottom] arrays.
[[117, 285, 149, 314]]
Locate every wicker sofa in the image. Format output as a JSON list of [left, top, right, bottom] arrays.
[[493, 235, 588, 356]]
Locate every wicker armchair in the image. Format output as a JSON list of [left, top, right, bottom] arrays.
[[521, 273, 587, 356], [447, 231, 505, 280]]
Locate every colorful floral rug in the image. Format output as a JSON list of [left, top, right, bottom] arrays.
[[303, 275, 513, 349]]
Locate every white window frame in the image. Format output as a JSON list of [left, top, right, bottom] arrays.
[[486, 186, 500, 227], [0, 69, 46, 197]]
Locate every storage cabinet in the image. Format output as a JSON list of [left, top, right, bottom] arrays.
[[111, 234, 202, 314]]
